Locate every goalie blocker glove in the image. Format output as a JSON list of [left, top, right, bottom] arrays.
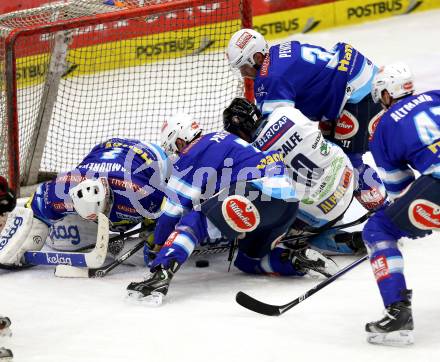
[[127, 260, 180, 305]]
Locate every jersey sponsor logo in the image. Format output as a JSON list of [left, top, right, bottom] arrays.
[[256, 152, 283, 169], [319, 140, 330, 156], [116, 204, 137, 214], [115, 212, 143, 224], [164, 231, 179, 247], [408, 199, 440, 230], [222, 195, 260, 233], [50, 225, 81, 245], [337, 44, 354, 72], [104, 141, 154, 165], [368, 110, 384, 141], [347, 1, 403, 19], [256, 116, 295, 150], [108, 178, 148, 196], [311, 133, 322, 149], [334, 110, 359, 140], [235, 31, 253, 49], [371, 255, 390, 282], [317, 167, 352, 214], [255, 84, 268, 98], [51, 201, 72, 211], [259, 53, 271, 77], [46, 254, 72, 266], [0, 216, 23, 251]]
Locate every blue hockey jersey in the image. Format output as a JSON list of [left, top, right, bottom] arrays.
[[29, 138, 169, 231], [369, 91, 440, 199], [154, 131, 296, 245], [254, 41, 377, 121]]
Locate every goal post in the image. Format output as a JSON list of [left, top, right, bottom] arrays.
[[0, 0, 253, 196]]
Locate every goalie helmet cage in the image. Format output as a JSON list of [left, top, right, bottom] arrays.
[[0, 0, 253, 196]]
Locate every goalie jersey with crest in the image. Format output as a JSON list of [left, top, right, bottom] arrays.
[[28, 138, 169, 236], [253, 106, 354, 227]]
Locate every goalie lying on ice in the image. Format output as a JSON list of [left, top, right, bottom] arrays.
[[0, 138, 169, 267]]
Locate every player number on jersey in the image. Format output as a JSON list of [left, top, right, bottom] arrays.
[[290, 153, 323, 187], [101, 148, 123, 160], [414, 106, 440, 153], [301, 46, 336, 69]]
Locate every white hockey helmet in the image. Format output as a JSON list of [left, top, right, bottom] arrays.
[[160, 112, 202, 154], [69, 178, 113, 221], [227, 28, 269, 69], [371, 62, 414, 103]]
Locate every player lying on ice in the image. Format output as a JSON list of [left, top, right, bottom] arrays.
[[362, 63, 440, 346], [223, 97, 370, 256], [126, 112, 339, 305], [227, 28, 388, 213], [0, 138, 169, 268]]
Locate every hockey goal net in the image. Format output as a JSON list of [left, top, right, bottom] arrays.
[[0, 0, 252, 195]]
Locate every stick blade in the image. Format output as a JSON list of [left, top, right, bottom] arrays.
[[235, 291, 282, 316], [55, 265, 90, 278]]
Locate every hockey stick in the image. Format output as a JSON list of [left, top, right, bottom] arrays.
[[22, 212, 110, 268], [0, 219, 149, 271], [236, 254, 369, 316], [55, 237, 147, 278], [279, 211, 372, 245], [55, 242, 232, 278]]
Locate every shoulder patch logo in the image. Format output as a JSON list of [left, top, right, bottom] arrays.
[[408, 199, 440, 230], [334, 110, 359, 140], [368, 110, 384, 141], [221, 195, 260, 233]]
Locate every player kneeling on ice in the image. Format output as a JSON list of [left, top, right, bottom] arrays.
[[223, 98, 367, 256], [127, 113, 338, 304], [362, 63, 440, 346], [0, 138, 169, 268]]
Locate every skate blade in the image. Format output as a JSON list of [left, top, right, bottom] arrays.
[[126, 291, 164, 306], [367, 330, 414, 346]]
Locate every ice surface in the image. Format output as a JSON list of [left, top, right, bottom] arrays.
[[2, 9, 440, 362]]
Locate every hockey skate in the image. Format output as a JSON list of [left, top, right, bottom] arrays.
[[0, 347, 12, 361], [0, 317, 11, 338], [366, 290, 414, 346], [126, 261, 179, 306], [291, 247, 338, 278]]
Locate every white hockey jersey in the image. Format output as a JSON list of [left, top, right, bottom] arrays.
[[253, 106, 354, 227]]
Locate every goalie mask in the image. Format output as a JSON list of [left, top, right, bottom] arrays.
[[160, 112, 202, 154], [227, 29, 269, 70], [223, 97, 262, 140], [69, 177, 113, 221], [371, 62, 414, 104]]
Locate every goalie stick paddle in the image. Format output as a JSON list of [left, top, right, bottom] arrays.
[[236, 254, 368, 316]]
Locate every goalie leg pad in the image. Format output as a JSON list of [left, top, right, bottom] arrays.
[[0, 207, 47, 265], [48, 214, 98, 251]]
